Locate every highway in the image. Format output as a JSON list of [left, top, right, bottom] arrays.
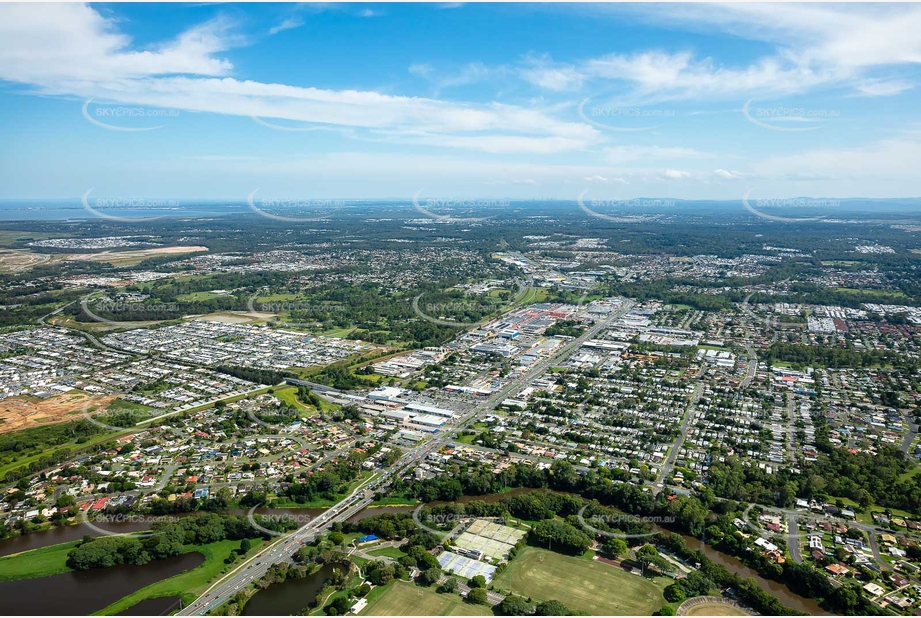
[[179, 300, 634, 615]]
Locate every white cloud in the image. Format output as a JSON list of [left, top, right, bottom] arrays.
[[0, 3, 599, 155], [409, 63, 433, 78], [519, 56, 583, 92], [358, 9, 379, 18], [663, 169, 692, 180], [714, 169, 744, 179], [268, 18, 304, 35], [855, 78, 914, 97], [519, 4, 921, 104]]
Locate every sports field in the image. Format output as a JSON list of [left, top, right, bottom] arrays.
[[493, 548, 665, 615], [359, 580, 491, 616]]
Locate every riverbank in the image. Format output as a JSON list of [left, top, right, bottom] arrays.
[[0, 539, 81, 581], [0, 535, 265, 615], [96, 536, 265, 615]]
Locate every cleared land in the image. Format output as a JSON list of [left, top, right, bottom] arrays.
[[0, 392, 116, 434], [492, 547, 665, 615], [0, 249, 54, 273], [191, 312, 267, 324], [359, 580, 491, 616], [66, 245, 208, 266]]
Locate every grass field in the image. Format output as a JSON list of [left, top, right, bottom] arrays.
[[359, 580, 491, 616], [96, 537, 265, 615], [177, 291, 229, 302], [0, 540, 80, 581], [271, 385, 313, 413], [493, 548, 665, 615], [367, 547, 406, 560]]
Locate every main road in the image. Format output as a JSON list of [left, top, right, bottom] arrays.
[[180, 300, 634, 614]]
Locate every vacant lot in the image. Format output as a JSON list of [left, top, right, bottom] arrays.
[[360, 580, 491, 616], [0, 392, 116, 434], [67, 245, 208, 266], [493, 548, 664, 615], [0, 249, 55, 273]]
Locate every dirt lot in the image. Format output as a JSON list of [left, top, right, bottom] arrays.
[[0, 392, 117, 434], [67, 245, 208, 266], [0, 250, 55, 274]]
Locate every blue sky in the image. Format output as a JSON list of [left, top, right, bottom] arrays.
[[1, 2, 920, 201]]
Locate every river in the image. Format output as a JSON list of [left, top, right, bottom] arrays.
[[0, 508, 326, 558], [0, 552, 204, 615]]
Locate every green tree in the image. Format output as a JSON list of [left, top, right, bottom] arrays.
[[466, 588, 488, 605]]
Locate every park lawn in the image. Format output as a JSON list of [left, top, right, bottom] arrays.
[[834, 287, 906, 299], [256, 293, 300, 302], [454, 432, 478, 444], [177, 291, 228, 302], [367, 547, 407, 560], [94, 537, 265, 615], [0, 539, 80, 581], [319, 326, 357, 338], [359, 580, 491, 616], [271, 385, 312, 413], [493, 547, 665, 616]]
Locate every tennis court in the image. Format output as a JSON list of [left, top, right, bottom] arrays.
[[438, 551, 497, 582], [454, 520, 527, 561]]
